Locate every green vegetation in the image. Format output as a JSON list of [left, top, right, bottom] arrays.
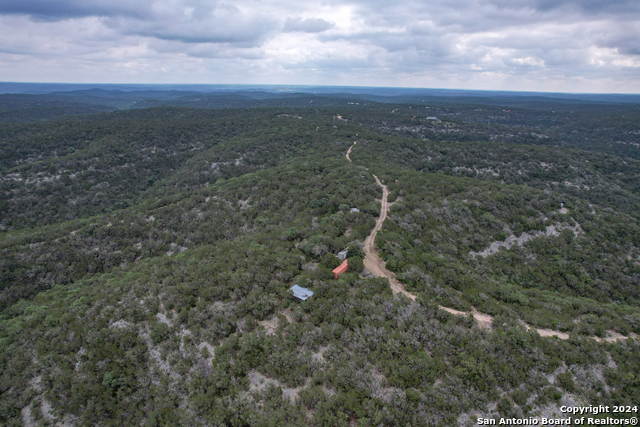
[[1, 94, 639, 426], [372, 169, 640, 333]]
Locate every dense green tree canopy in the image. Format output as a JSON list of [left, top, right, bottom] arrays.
[[1, 96, 638, 426]]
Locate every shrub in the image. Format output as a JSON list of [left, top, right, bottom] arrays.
[[347, 256, 364, 273]]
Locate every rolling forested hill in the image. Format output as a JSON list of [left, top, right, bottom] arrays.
[[1, 92, 639, 426]]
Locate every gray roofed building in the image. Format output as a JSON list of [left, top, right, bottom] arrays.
[[290, 285, 314, 301], [337, 249, 349, 260]]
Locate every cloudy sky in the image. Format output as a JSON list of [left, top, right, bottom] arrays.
[[0, 0, 639, 92]]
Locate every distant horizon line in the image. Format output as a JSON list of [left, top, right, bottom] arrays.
[[1, 81, 639, 96]]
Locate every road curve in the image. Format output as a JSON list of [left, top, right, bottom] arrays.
[[344, 141, 632, 341], [345, 142, 416, 299], [362, 175, 417, 300], [346, 140, 356, 162]]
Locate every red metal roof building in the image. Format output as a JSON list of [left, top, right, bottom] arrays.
[[332, 260, 348, 279]]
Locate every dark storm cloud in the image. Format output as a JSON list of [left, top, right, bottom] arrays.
[[0, 0, 151, 20], [110, 9, 277, 47], [591, 22, 640, 56], [283, 17, 334, 33], [0, 0, 277, 46], [617, 41, 640, 56], [534, 0, 640, 14]]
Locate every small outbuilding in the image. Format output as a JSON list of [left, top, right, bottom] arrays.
[[290, 285, 314, 301], [332, 260, 349, 279], [337, 249, 349, 261], [350, 208, 360, 213]]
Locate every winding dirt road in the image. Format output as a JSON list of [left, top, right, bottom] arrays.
[[439, 306, 636, 342], [363, 175, 417, 300], [346, 142, 416, 300], [345, 140, 356, 162], [344, 141, 633, 342]]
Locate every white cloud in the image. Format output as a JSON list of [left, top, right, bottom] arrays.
[[0, 0, 638, 92]]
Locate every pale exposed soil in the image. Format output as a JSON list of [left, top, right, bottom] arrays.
[[248, 371, 304, 403], [258, 316, 279, 335], [345, 140, 356, 162], [257, 309, 294, 335], [345, 142, 632, 342], [470, 223, 581, 258], [346, 141, 416, 300], [594, 330, 636, 343], [311, 346, 329, 364], [439, 306, 493, 330], [524, 324, 570, 340], [21, 405, 36, 427], [362, 175, 417, 301], [197, 341, 216, 364], [440, 306, 636, 342]]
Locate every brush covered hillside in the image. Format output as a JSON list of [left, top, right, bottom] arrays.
[[1, 95, 640, 426]]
